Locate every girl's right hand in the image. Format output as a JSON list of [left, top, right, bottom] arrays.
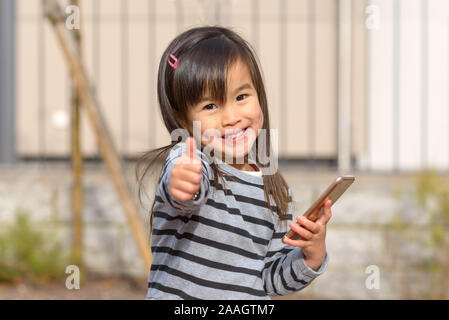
[[169, 137, 203, 202]]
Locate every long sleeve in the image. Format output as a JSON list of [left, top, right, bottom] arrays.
[[148, 148, 329, 299], [261, 190, 329, 296], [156, 141, 212, 214]]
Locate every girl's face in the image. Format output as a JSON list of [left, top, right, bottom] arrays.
[[187, 59, 264, 166]]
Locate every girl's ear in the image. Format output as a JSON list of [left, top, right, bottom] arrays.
[[176, 112, 193, 136], [173, 109, 188, 129]]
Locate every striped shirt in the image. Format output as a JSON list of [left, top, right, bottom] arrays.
[[146, 141, 329, 300]]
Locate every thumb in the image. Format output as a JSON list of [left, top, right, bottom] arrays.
[[317, 199, 332, 226], [185, 137, 200, 162]]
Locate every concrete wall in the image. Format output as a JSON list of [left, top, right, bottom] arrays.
[[0, 164, 439, 299]]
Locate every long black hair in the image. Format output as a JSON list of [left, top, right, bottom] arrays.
[[135, 26, 291, 235]]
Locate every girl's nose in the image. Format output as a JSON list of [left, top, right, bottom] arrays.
[[221, 105, 241, 126]]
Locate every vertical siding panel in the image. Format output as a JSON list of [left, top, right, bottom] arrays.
[[308, 0, 316, 164], [98, 0, 122, 153], [398, 0, 422, 171], [120, 0, 129, 157], [279, 0, 287, 157], [368, 0, 394, 170], [16, 0, 40, 156], [229, 1, 253, 46], [154, 0, 177, 148], [17, 0, 39, 19], [314, 0, 337, 158], [79, 0, 98, 156], [79, 0, 92, 19], [391, 0, 399, 171], [220, 0, 232, 27], [44, 21, 68, 156], [286, 0, 309, 157], [128, 0, 151, 154], [427, 0, 449, 169], [37, 2, 45, 160], [148, 0, 157, 150], [351, 0, 367, 159], [181, 0, 202, 29], [259, 0, 282, 156]]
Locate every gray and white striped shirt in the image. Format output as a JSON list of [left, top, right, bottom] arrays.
[[146, 141, 329, 300]]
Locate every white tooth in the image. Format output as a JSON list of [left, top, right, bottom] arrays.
[[226, 130, 244, 139]]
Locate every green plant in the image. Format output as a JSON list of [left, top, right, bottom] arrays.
[[385, 168, 449, 299], [0, 208, 70, 284]]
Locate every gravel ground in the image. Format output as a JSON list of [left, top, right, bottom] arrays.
[[0, 276, 147, 300], [0, 277, 320, 300]]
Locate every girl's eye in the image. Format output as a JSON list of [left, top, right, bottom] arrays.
[[237, 94, 248, 101], [203, 104, 217, 111]]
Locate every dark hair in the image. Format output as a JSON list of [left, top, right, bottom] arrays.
[[135, 26, 291, 235]]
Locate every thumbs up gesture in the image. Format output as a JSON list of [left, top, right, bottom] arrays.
[[169, 137, 203, 202]]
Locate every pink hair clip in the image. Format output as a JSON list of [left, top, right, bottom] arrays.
[[168, 53, 178, 69]]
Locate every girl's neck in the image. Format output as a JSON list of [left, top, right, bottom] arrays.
[[216, 153, 254, 171], [207, 148, 258, 171], [232, 163, 256, 171]]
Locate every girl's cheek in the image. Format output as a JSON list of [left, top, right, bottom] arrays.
[[254, 106, 264, 130], [200, 122, 220, 145]]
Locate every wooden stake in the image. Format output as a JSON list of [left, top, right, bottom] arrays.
[[70, 0, 83, 269], [42, 0, 152, 271]]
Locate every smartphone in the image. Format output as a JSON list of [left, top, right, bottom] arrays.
[[283, 175, 355, 241]]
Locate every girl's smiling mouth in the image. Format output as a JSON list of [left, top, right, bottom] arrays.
[[221, 127, 249, 144]]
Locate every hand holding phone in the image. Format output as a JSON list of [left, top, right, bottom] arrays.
[[283, 175, 355, 241]]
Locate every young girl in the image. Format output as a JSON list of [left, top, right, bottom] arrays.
[[136, 26, 331, 300]]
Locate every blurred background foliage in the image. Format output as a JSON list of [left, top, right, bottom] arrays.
[[385, 169, 449, 299], [0, 209, 70, 284]]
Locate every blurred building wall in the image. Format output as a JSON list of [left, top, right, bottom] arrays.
[[15, 0, 363, 162], [12, 0, 449, 172], [362, 0, 449, 172], [0, 0, 16, 164]]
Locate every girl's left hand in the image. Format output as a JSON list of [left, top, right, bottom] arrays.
[[282, 199, 332, 271]]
